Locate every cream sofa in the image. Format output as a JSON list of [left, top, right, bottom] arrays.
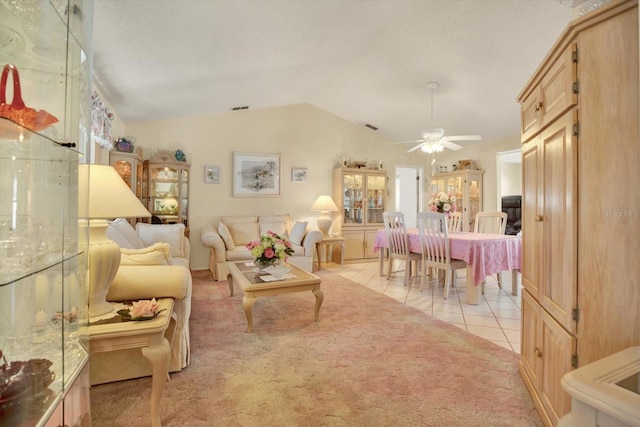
[[90, 219, 192, 385], [201, 214, 323, 281]]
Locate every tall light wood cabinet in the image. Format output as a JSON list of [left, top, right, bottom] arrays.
[[429, 169, 484, 232], [143, 151, 191, 231], [110, 150, 144, 224], [517, 1, 639, 425], [332, 167, 387, 261]]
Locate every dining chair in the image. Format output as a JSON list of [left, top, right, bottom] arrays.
[[382, 211, 422, 285], [416, 212, 467, 299], [473, 211, 508, 290], [447, 211, 463, 232], [473, 211, 508, 234]]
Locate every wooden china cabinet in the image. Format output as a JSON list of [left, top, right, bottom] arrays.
[[332, 167, 387, 261], [143, 150, 191, 234], [517, 1, 639, 425], [110, 149, 144, 223], [429, 169, 484, 232]]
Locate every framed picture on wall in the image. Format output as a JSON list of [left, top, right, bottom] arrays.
[[291, 168, 307, 182], [232, 152, 281, 197], [204, 165, 220, 184]]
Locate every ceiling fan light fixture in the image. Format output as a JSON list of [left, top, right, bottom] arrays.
[[421, 142, 444, 154], [421, 128, 445, 140]]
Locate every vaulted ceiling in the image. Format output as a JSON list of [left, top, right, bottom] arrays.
[[92, 0, 578, 148]]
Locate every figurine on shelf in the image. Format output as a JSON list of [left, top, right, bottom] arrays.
[[175, 149, 187, 162]]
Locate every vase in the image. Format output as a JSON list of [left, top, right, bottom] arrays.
[[254, 258, 278, 272]]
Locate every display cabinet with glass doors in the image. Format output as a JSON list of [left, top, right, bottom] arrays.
[[332, 167, 387, 261], [429, 169, 484, 232], [110, 150, 144, 223], [0, 0, 93, 425], [143, 150, 190, 232]]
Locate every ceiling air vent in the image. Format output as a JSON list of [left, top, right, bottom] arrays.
[[365, 124, 378, 130], [231, 106, 249, 111]]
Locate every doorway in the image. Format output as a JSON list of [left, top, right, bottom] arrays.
[[496, 149, 522, 209], [394, 166, 424, 228]]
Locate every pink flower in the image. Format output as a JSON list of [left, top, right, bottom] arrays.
[[129, 298, 161, 319], [263, 247, 275, 259], [429, 205, 437, 212]]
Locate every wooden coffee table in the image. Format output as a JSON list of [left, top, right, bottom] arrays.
[[226, 261, 323, 333]]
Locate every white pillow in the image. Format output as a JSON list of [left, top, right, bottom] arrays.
[[136, 223, 185, 257], [120, 243, 171, 265], [259, 221, 287, 237], [289, 221, 307, 246], [228, 222, 259, 246], [107, 218, 145, 249], [218, 222, 235, 249]]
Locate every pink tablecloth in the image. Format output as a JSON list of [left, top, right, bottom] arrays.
[[374, 229, 522, 286]]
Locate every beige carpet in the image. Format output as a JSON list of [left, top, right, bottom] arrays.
[[90, 269, 541, 427]]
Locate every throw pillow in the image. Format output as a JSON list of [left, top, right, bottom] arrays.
[[289, 221, 307, 246], [259, 221, 287, 237], [120, 243, 171, 265], [218, 222, 235, 250], [107, 218, 146, 249], [228, 222, 259, 246], [136, 223, 185, 257]]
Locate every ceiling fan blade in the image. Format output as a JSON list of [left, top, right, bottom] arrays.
[[439, 140, 463, 151], [407, 142, 426, 153], [446, 135, 482, 141], [389, 139, 427, 145]]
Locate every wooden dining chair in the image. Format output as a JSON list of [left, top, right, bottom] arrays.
[[382, 211, 421, 285], [447, 211, 463, 232], [473, 211, 508, 234], [416, 212, 467, 298], [473, 211, 508, 290]]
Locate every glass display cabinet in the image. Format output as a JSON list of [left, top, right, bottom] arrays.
[[429, 169, 484, 232], [144, 150, 190, 231], [0, 0, 93, 425], [332, 167, 387, 261], [110, 150, 144, 224]]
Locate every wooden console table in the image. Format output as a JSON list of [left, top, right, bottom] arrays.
[[88, 298, 175, 427], [315, 235, 345, 270]]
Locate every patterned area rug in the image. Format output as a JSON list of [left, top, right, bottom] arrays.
[[91, 269, 540, 426]]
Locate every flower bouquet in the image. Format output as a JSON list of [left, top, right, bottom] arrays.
[[246, 231, 294, 271], [117, 298, 165, 321], [428, 192, 457, 216]]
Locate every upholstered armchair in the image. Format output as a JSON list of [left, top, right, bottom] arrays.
[[501, 195, 522, 236]]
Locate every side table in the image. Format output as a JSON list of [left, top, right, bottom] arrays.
[[315, 235, 345, 270], [88, 298, 175, 427]]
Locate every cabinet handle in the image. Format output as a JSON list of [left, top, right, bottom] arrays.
[[534, 347, 543, 358], [534, 101, 543, 112], [535, 214, 544, 222]]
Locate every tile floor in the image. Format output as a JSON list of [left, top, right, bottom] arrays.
[[323, 260, 522, 353]]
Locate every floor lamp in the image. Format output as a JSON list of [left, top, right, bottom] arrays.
[[311, 195, 339, 236], [78, 164, 150, 318]]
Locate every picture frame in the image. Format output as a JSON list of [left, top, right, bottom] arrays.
[[204, 165, 220, 184], [291, 167, 307, 182], [232, 151, 281, 197]]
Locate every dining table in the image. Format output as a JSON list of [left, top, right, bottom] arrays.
[[373, 228, 522, 305]]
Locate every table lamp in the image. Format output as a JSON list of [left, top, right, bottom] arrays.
[[78, 164, 151, 317], [311, 195, 339, 236]]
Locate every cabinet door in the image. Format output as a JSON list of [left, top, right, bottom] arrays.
[[521, 290, 542, 392], [521, 136, 542, 298], [540, 44, 577, 130], [342, 172, 365, 226], [541, 111, 577, 334], [342, 230, 365, 260], [364, 230, 379, 259], [539, 309, 575, 425], [520, 86, 542, 143], [465, 173, 482, 232], [365, 173, 386, 226]]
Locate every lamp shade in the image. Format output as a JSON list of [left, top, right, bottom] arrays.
[[310, 195, 338, 212], [78, 164, 150, 219]]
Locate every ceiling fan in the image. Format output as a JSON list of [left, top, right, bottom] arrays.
[[394, 82, 482, 153]]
